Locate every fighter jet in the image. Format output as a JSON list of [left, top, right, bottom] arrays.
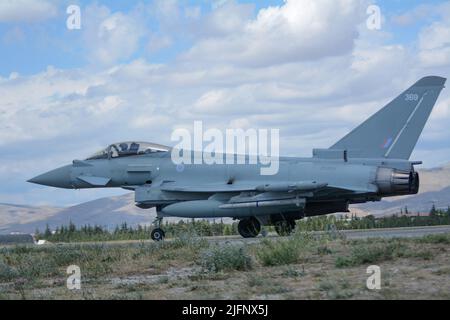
[[29, 76, 446, 241]]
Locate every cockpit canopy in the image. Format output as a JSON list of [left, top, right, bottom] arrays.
[[86, 142, 170, 160]]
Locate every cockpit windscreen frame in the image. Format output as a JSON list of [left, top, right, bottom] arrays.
[[86, 142, 170, 160]]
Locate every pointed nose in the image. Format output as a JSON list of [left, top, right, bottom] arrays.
[[28, 165, 73, 189]]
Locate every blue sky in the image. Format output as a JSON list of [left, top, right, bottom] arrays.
[[1, 0, 446, 76], [0, 0, 286, 76], [1, 0, 450, 207]]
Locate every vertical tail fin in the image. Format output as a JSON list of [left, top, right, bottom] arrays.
[[330, 76, 446, 159]]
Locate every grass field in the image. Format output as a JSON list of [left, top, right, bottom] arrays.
[[1, 232, 449, 300]]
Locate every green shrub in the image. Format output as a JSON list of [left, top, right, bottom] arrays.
[[415, 234, 450, 244], [281, 266, 305, 278], [200, 245, 253, 273], [0, 261, 18, 281], [335, 256, 353, 268], [317, 245, 333, 255], [317, 279, 354, 300], [172, 232, 209, 250], [246, 274, 265, 287], [351, 244, 394, 264], [256, 233, 317, 266], [335, 241, 406, 268], [257, 240, 301, 266]]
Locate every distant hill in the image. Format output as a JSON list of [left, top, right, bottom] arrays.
[[0, 194, 157, 234], [1, 163, 450, 234], [359, 186, 450, 216], [0, 203, 60, 233]]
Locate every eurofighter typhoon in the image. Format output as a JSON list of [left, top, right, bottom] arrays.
[[29, 76, 446, 241]]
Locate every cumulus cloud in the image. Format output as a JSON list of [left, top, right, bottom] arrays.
[[418, 21, 450, 67], [0, 0, 57, 23], [82, 4, 146, 66], [183, 0, 365, 67], [189, 1, 254, 38], [395, 2, 450, 68]]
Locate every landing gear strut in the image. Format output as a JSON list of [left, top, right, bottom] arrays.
[[238, 217, 261, 238], [274, 219, 296, 236], [151, 216, 165, 241]]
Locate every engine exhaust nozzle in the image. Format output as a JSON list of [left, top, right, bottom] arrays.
[[376, 167, 419, 196]]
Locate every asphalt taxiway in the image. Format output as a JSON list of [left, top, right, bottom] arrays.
[[1, 225, 449, 247]]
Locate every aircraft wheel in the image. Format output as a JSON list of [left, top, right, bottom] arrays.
[[274, 220, 296, 236], [238, 218, 261, 238], [151, 228, 165, 241]]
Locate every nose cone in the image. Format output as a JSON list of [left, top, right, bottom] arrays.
[[28, 165, 73, 189]]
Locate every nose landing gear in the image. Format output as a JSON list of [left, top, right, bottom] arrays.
[[151, 216, 165, 241], [151, 228, 165, 241]]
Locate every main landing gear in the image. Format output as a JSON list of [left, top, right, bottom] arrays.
[[237, 217, 297, 238], [274, 219, 296, 236], [151, 216, 165, 241], [238, 217, 261, 238]]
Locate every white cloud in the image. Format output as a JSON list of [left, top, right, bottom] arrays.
[[131, 115, 172, 129], [420, 22, 450, 50], [190, 1, 254, 38], [89, 96, 123, 115], [418, 21, 450, 66], [0, 0, 57, 23], [431, 98, 450, 120], [147, 34, 173, 53], [183, 0, 365, 67], [229, 118, 251, 129], [82, 5, 146, 66], [193, 90, 230, 112], [419, 47, 450, 68], [416, 4, 450, 67], [185, 6, 201, 19]]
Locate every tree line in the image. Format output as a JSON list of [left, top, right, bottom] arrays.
[[35, 206, 450, 242], [36, 219, 240, 242], [297, 205, 450, 232]]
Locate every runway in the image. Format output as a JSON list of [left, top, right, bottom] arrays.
[[206, 225, 450, 245], [323, 225, 450, 240], [2, 225, 449, 247]]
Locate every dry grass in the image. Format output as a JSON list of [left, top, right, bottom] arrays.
[[0, 233, 449, 300]]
